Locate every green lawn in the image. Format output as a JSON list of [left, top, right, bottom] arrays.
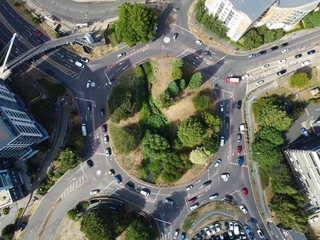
[[37, 78, 65, 102], [30, 99, 55, 135], [10, 76, 41, 104], [259, 167, 270, 190]]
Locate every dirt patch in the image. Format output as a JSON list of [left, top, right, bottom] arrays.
[[55, 216, 85, 240]]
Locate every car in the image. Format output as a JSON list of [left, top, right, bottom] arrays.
[[86, 159, 94, 168], [229, 222, 234, 231], [203, 180, 212, 187], [199, 230, 206, 238], [250, 217, 257, 227], [295, 54, 302, 59], [101, 124, 107, 133], [239, 204, 248, 214], [117, 52, 126, 58], [281, 48, 289, 54], [100, 109, 105, 116], [86, 79, 92, 88], [248, 232, 254, 240], [243, 225, 250, 233], [204, 50, 211, 57], [108, 169, 115, 176], [28, 58, 35, 64], [187, 197, 197, 204], [56, 51, 65, 58], [87, 103, 91, 111], [81, 57, 89, 63], [225, 116, 230, 124], [114, 175, 122, 184], [262, 64, 270, 69], [105, 148, 111, 156], [196, 40, 203, 45], [221, 173, 230, 181], [204, 227, 212, 236], [19, 222, 27, 231], [311, 208, 320, 214], [225, 194, 233, 202], [256, 80, 264, 86], [220, 136, 225, 146], [35, 29, 43, 36], [257, 229, 264, 238], [224, 222, 229, 230], [165, 198, 174, 205], [219, 234, 224, 240], [190, 203, 199, 210], [279, 59, 287, 64], [181, 232, 186, 240], [209, 225, 216, 234], [186, 185, 193, 191], [104, 135, 109, 143], [90, 189, 100, 195], [214, 159, 222, 167], [108, 78, 116, 84], [238, 156, 244, 166], [277, 69, 287, 76], [310, 215, 319, 223], [301, 60, 310, 66], [301, 127, 308, 136], [258, 50, 266, 56], [281, 42, 289, 47], [209, 193, 219, 200], [237, 100, 242, 109], [220, 104, 224, 112], [237, 133, 242, 142], [247, 54, 256, 59], [35, 37, 43, 44], [69, 58, 75, 63], [307, 49, 316, 55], [125, 182, 134, 190], [241, 73, 249, 80], [270, 46, 278, 51], [174, 229, 179, 239], [237, 146, 242, 155], [173, 33, 178, 40], [242, 188, 248, 196], [228, 231, 234, 239], [215, 223, 221, 232]]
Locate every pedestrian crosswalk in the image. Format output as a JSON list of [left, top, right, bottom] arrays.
[[59, 175, 87, 200]]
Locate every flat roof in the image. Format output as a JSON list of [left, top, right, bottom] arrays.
[[277, 0, 318, 8], [0, 121, 11, 145]]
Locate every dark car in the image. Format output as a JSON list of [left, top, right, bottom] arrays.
[[86, 159, 94, 168], [101, 124, 107, 133], [295, 54, 302, 59], [114, 175, 122, 184], [87, 103, 91, 111], [281, 42, 289, 47], [225, 221, 229, 230], [35, 29, 43, 36], [204, 50, 211, 57], [307, 49, 316, 55], [165, 198, 174, 205], [225, 116, 230, 124], [238, 156, 244, 166], [237, 100, 242, 109], [225, 194, 233, 202], [270, 46, 278, 51], [173, 33, 178, 40], [19, 222, 27, 231], [125, 182, 134, 190], [250, 217, 258, 227], [100, 109, 105, 116], [258, 50, 267, 56], [202, 180, 212, 187], [277, 69, 287, 76]]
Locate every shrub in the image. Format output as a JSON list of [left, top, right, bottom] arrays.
[[13, 2, 20, 6], [189, 147, 210, 164], [179, 79, 186, 90], [3, 207, 10, 215], [32, 17, 42, 24], [110, 99, 135, 123], [1, 224, 15, 240], [67, 208, 78, 220], [158, 91, 171, 108], [172, 59, 184, 81], [188, 72, 203, 89], [167, 81, 180, 97], [289, 72, 309, 88], [147, 114, 165, 130], [109, 125, 138, 154], [192, 93, 211, 111], [177, 117, 205, 147], [140, 102, 151, 124], [24, 9, 31, 14]]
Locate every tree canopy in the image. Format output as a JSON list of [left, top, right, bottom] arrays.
[[201, 111, 221, 128], [202, 134, 219, 154], [115, 3, 157, 46], [188, 72, 203, 89], [177, 117, 205, 147], [1, 224, 15, 240], [126, 214, 155, 240], [189, 147, 210, 164], [192, 93, 211, 111], [142, 132, 170, 161], [109, 125, 138, 154], [255, 126, 284, 145], [59, 148, 81, 172], [289, 72, 309, 88]]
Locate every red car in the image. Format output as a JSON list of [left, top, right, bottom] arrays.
[[242, 188, 248, 196], [35, 37, 43, 44], [101, 124, 107, 133], [187, 197, 197, 205], [237, 146, 242, 155], [35, 29, 43, 36]]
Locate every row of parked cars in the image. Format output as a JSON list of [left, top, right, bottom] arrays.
[[247, 42, 289, 59]]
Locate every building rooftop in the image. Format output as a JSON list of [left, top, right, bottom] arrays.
[[277, 0, 319, 8], [0, 121, 12, 145], [231, 0, 275, 21]]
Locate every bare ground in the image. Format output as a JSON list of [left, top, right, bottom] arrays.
[[54, 217, 85, 240]]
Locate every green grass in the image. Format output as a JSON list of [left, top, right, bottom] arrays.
[[16, 208, 24, 220], [104, 25, 119, 47], [30, 99, 55, 135], [307, 67, 320, 88], [37, 78, 65, 102], [183, 212, 199, 231], [10, 76, 41, 104], [259, 167, 270, 190]]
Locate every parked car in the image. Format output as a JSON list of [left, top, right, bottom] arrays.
[[239, 205, 248, 214], [101, 124, 107, 133], [35, 29, 42, 36], [215, 223, 221, 232], [301, 127, 308, 137], [307, 49, 316, 55], [104, 135, 109, 143], [301, 60, 310, 66], [237, 100, 242, 109], [281, 42, 289, 47], [174, 229, 179, 239], [281, 48, 289, 54], [100, 109, 105, 116], [209, 224, 216, 235], [279, 59, 287, 64], [256, 80, 264, 86], [229, 222, 234, 231], [228, 231, 234, 239], [87, 103, 91, 111], [181, 232, 186, 240], [19, 222, 27, 231], [81, 57, 89, 63], [86, 159, 94, 168], [262, 64, 270, 69], [35, 37, 43, 44], [190, 203, 199, 210], [242, 187, 248, 196], [257, 229, 264, 238], [237, 133, 242, 142], [237, 146, 242, 155], [277, 69, 287, 76], [214, 159, 222, 167], [295, 54, 302, 59], [204, 227, 212, 236], [270, 46, 278, 51]]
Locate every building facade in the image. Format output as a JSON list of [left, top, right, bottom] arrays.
[[284, 136, 320, 207], [204, 0, 319, 42]]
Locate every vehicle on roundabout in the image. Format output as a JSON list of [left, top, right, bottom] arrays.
[[186, 184, 193, 191], [106, 148, 111, 156], [86, 159, 94, 168], [114, 175, 122, 184], [209, 193, 219, 200], [173, 33, 178, 40], [239, 204, 248, 214], [214, 159, 222, 167], [202, 180, 212, 187], [221, 173, 230, 181], [195, 39, 203, 45], [242, 187, 248, 196], [187, 197, 197, 204], [190, 203, 199, 210], [90, 189, 100, 195], [204, 50, 211, 57], [108, 169, 115, 176]]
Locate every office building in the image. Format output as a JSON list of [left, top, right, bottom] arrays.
[[284, 136, 320, 207]]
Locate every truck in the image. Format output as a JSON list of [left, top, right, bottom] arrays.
[[81, 123, 87, 137], [226, 77, 240, 83], [240, 124, 246, 134]]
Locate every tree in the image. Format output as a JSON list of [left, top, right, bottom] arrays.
[[243, 29, 263, 50], [189, 147, 210, 164], [167, 81, 180, 97], [161, 154, 184, 183], [67, 208, 78, 220], [59, 148, 81, 172], [142, 132, 170, 161], [172, 58, 184, 69], [201, 111, 221, 128], [289, 72, 309, 88], [126, 215, 154, 240], [257, 25, 268, 36], [252, 140, 282, 167], [177, 118, 205, 147], [109, 125, 137, 154], [171, 60, 183, 81], [264, 30, 276, 43], [158, 91, 171, 108], [188, 72, 203, 89], [202, 135, 219, 154], [192, 93, 211, 111], [1, 223, 15, 240], [255, 126, 284, 145], [115, 3, 157, 46], [179, 79, 186, 90]]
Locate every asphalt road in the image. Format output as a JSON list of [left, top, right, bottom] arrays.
[[1, 1, 320, 240]]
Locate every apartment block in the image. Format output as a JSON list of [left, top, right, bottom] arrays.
[[284, 136, 320, 207]]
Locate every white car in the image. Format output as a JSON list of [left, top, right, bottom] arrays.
[[195, 40, 203, 45], [81, 57, 89, 63], [220, 104, 224, 112], [86, 80, 92, 88], [214, 159, 222, 167], [229, 222, 234, 231], [257, 229, 264, 238], [190, 203, 199, 210], [301, 60, 310, 66], [174, 229, 179, 239], [256, 80, 264, 86], [228, 231, 233, 239], [241, 73, 249, 80], [204, 227, 211, 236], [209, 225, 216, 235], [104, 135, 108, 143], [310, 215, 319, 223], [90, 189, 99, 195], [105, 148, 110, 156], [186, 185, 193, 191], [239, 204, 248, 214], [221, 173, 230, 181], [262, 64, 270, 69], [215, 223, 221, 232], [279, 59, 287, 64], [281, 48, 289, 53]]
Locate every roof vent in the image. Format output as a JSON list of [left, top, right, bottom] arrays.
[[276, 0, 280, 6]]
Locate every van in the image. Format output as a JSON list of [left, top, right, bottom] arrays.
[[234, 222, 240, 235], [220, 136, 225, 146], [81, 123, 87, 137], [140, 189, 150, 196], [75, 61, 85, 68]]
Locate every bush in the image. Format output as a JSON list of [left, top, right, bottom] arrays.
[[143, 61, 153, 83], [192, 93, 211, 111], [147, 114, 165, 130], [1, 224, 15, 240], [24, 9, 31, 14], [188, 72, 203, 89], [172, 59, 184, 81], [111, 99, 135, 123], [189, 147, 210, 164], [167, 81, 180, 97], [158, 91, 171, 108], [140, 102, 151, 124], [3, 207, 10, 215], [109, 125, 138, 154], [13, 2, 20, 6], [179, 79, 186, 90], [32, 17, 42, 24], [67, 208, 78, 220], [177, 117, 205, 147], [55, 32, 61, 38], [289, 72, 309, 88]]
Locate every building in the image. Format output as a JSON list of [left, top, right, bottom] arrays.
[[284, 136, 320, 207], [204, 0, 319, 42]]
